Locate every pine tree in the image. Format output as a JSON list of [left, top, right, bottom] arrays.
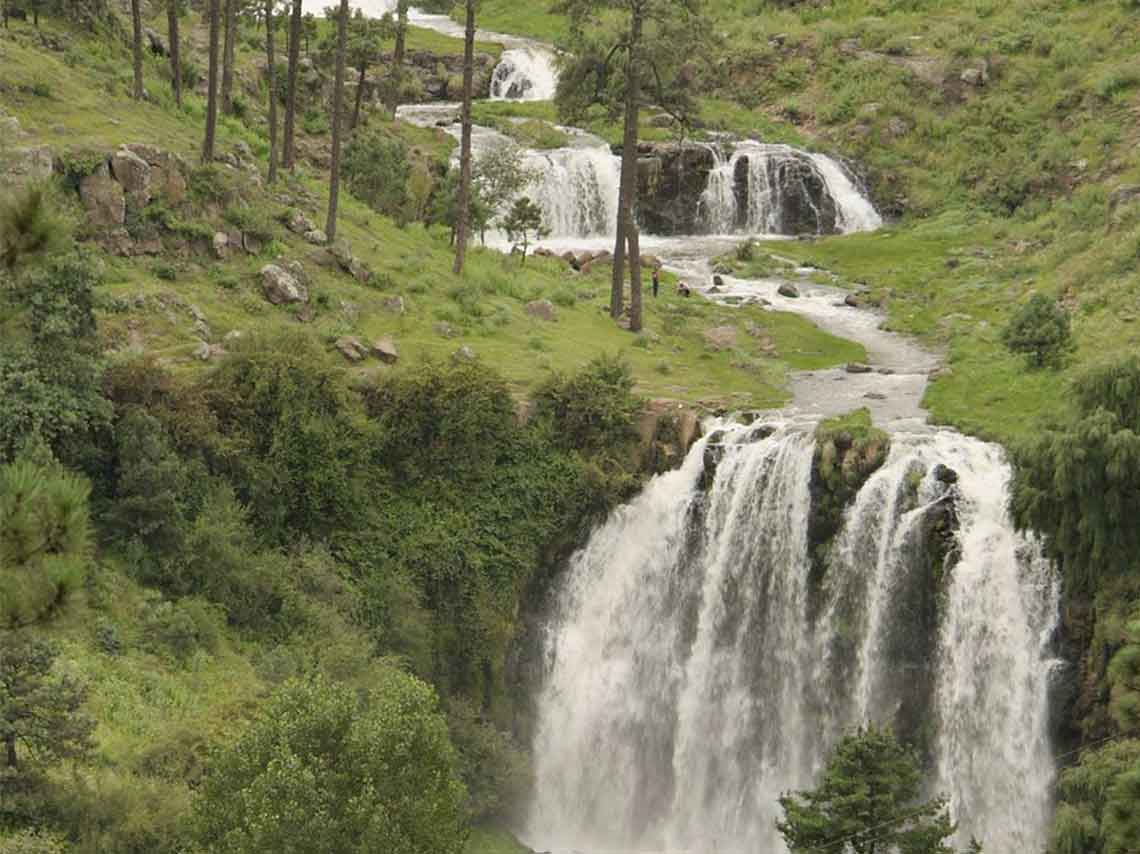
[[452, 0, 476, 275], [347, 10, 389, 131], [221, 0, 237, 115], [167, 0, 182, 107], [202, 0, 221, 162], [387, 0, 409, 113], [130, 0, 144, 100], [265, 0, 278, 184], [325, 0, 348, 241], [282, 0, 302, 169]]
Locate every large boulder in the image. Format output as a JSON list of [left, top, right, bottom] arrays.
[[372, 336, 399, 364], [123, 143, 188, 203], [525, 299, 557, 322], [112, 147, 152, 210], [260, 263, 309, 305], [79, 163, 126, 229], [335, 336, 368, 362]]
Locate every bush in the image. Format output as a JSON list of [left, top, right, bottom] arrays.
[[447, 699, 530, 821], [341, 126, 411, 221], [1002, 293, 1072, 368], [532, 354, 641, 453], [142, 597, 223, 661], [0, 831, 68, 854]]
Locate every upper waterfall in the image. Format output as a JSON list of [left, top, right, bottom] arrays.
[[490, 47, 559, 101], [527, 423, 1060, 854]]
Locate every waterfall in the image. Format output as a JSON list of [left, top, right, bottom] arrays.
[[527, 423, 1059, 854], [523, 144, 622, 238], [491, 47, 559, 101], [696, 144, 736, 234]]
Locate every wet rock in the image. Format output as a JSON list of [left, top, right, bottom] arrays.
[[932, 463, 959, 486], [260, 263, 309, 305], [846, 362, 873, 374], [864, 392, 888, 401], [713, 274, 725, 287], [526, 299, 557, 322], [844, 293, 863, 308], [877, 368, 896, 375], [778, 283, 800, 298]]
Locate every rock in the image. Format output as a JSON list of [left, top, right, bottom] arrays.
[[335, 336, 368, 362], [451, 345, 477, 363], [877, 368, 896, 375], [960, 67, 987, 87], [224, 330, 244, 344], [846, 362, 874, 374], [0, 116, 22, 138], [708, 285, 723, 294], [383, 296, 405, 314], [79, 165, 126, 228], [703, 325, 738, 351], [434, 321, 457, 338], [287, 210, 316, 234], [348, 257, 372, 284], [844, 293, 863, 308], [212, 232, 230, 259], [713, 274, 725, 287], [100, 228, 135, 257], [123, 143, 188, 203], [304, 229, 328, 245], [560, 250, 577, 266], [234, 141, 254, 163], [242, 232, 264, 255], [525, 299, 557, 322], [932, 463, 960, 486], [371, 336, 399, 364], [144, 27, 168, 56], [886, 117, 911, 138], [778, 283, 800, 298], [260, 263, 309, 305], [864, 392, 888, 401], [193, 341, 224, 362], [111, 148, 152, 209]]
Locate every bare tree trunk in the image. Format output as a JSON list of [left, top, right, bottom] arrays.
[[451, 0, 476, 275], [325, 0, 348, 241], [612, 6, 643, 319], [351, 63, 366, 130], [5, 734, 16, 769], [265, 0, 278, 184], [202, 0, 221, 162], [387, 0, 408, 113], [130, 0, 144, 99], [628, 225, 643, 332], [283, 0, 301, 169], [221, 0, 237, 114], [168, 0, 182, 107]]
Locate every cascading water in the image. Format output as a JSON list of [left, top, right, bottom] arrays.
[[527, 423, 1060, 854], [523, 144, 622, 238], [490, 47, 559, 101]]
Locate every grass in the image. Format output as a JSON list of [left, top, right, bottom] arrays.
[[466, 825, 532, 854]]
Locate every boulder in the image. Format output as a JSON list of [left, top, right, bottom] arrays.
[[212, 232, 230, 259], [111, 147, 152, 209], [123, 143, 188, 203], [525, 299, 557, 322], [778, 283, 800, 298], [372, 336, 399, 364], [287, 210, 317, 235], [383, 296, 405, 314], [713, 274, 725, 287], [932, 463, 960, 486], [845, 362, 873, 374], [886, 117, 911, 138], [144, 27, 168, 56], [260, 263, 309, 305], [960, 67, 987, 87], [304, 229, 328, 245], [434, 321, 457, 338], [703, 325, 738, 351], [242, 232, 264, 255], [79, 164, 126, 228], [451, 345, 477, 363], [335, 336, 368, 362]]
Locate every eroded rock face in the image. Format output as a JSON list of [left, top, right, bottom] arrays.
[[79, 163, 126, 228], [636, 143, 718, 235], [111, 147, 152, 210], [260, 263, 309, 305]]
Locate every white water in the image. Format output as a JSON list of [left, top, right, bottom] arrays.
[[491, 47, 559, 101], [523, 143, 622, 237], [527, 425, 1061, 854]]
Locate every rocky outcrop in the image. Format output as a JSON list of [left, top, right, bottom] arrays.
[[635, 142, 718, 235], [638, 399, 703, 475], [260, 262, 309, 305], [79, 163, 126, 228]]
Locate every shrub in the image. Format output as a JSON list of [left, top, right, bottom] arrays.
[[1002, 293, 1072, 368], [0, 831, 69, 854], [532, 354, 641, 453], [341, 126, 411, 220], [447, 699, 530, 821], [142, 597, 223, 661]]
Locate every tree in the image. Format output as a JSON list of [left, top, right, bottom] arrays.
[[193, 675, 467, 854], [555, 0, 706, 330], [202, 0, 221, 163], [474, 141, 539, 222], [387, 0, 410, 112], [325, 0, 348, 242], [1050, 739, 1140, 854], [221, 0, 238, 115], [0, 186, 67, 272], [451, 0, 476, 275], [301, 10, 318, 55], [347, 10, 391, 130], [1002, 293, 1072, 368], [167, 0, 182, 107], [130, 0, 144, 100], [502, 197, 548, 262], [1010, 355, 1140, 591], [0, 635, 94, 774], [777, 727, 960, 854], [431, 169, 490, 246], [282, 0, 302, 169], [341, 126, 410, 219], [265, 0, 278, 183]]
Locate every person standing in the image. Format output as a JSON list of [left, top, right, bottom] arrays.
[[652, 268, 660, 298]]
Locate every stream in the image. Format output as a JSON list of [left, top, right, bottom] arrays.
[[312, 6, 1063, 853]]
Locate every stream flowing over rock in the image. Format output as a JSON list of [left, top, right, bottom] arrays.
[[526, 423, 1061, 854]]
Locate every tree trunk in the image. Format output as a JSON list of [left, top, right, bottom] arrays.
[[325, 0, 348, 241], [628, 224, 643, 332], [130, 0, 144, 99], [283, 0, 302, 169], [5, 734, 16, 769], [351, 63, 366, 130], [202, 0, 221, 163], [387, 0, 408, 112], [612, 8, 643, 320], [265, 0, 278, 184], [221, 0, 237, 114], [451, 0, 476, 275], [168, 0, 182, 107]]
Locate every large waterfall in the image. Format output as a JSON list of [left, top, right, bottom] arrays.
[[527, 423, 1060, 854]]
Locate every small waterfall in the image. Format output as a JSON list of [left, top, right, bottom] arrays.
[[490, 47, 559, 101], [809, 152, 884, 233], [527, 424, 1059, 854], [523, 144, 621, 238], [696, 144, 736, 234]]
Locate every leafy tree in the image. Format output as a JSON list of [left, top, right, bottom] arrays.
[[474, 141, 539, 223], [431, 169, 491, 245], [194, 675, 467, 854], [0, 460, 91, 627], [502, 196, 548, 261], [1002, 293, 1072, 368], [533, 353, 640, 453], [1050, 739, 1140, 854], [776, 726, 959, 854], [325, 0, 349, 241], [346, 9, 392, 130], [555, 0, 707, 331], [1010, 355, 1140, 590], [446, 699, 529, 822], [452, 0, 477, 275], [0, 635, 94, 775], [341, 126, 411, 220]]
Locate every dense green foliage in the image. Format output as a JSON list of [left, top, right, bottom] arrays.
[[777, 726, 961, 854], [194, 674, 466, 853], [1050, 740, 1140, 854], [1002, 293, 1072, 368]]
